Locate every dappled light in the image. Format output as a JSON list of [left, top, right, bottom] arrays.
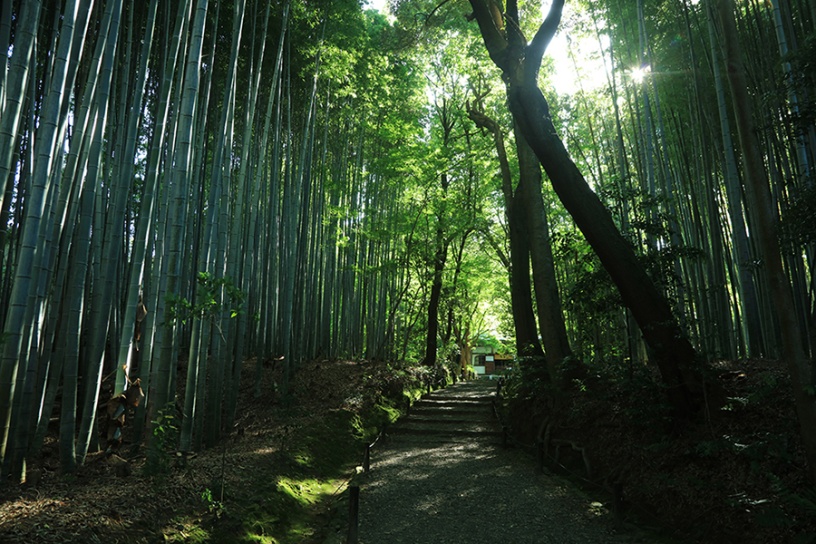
[[359, 382, 628, 543]]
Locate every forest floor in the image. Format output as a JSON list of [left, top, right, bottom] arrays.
[[0, 358, 384, 543], [0, 357, 815, 543]]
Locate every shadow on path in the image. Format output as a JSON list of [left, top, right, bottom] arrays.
[[358, 380, 651, 544]]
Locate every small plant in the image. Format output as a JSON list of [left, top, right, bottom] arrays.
[[145, 403, 179, 475], [572, 378, 587, 393], [201, 487, 225, 518]]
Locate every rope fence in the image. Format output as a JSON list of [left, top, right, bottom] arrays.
[[346, 424, 388, 544]]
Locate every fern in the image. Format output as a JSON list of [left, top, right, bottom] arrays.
[[768, 472, 816, 515]]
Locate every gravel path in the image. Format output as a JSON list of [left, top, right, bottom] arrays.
[[357, 380, 650, 544]]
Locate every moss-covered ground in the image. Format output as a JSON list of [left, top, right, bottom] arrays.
[[0, 358, 434, 544]]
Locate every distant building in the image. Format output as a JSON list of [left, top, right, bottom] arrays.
[[471, 346, 512, 377]]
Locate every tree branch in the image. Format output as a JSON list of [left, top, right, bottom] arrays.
[[505, 0, 526, 50], [426, 0, 455, 24], [506, 0, 519, 23], [467, 0, 509, 70], [467, 107, 513, 205], [479, 227, 510, 270], [525, 0, 565, 82]]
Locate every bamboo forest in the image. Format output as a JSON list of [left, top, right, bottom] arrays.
[[1, 0, 815, 542]]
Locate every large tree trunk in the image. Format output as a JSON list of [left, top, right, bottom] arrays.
[[467, 108, 543, 359], [423, 246, 446, 366], [507, 196, 544, 359], [509, 82, 699, 414], [468, 0, 701, 416], [423, 174, 449, 366], [515, 127, 572, 372]]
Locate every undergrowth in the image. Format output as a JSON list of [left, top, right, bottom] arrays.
[[497, 357, 816, 543], [164, 360, 429, 544], [0, 358, 448, 544]]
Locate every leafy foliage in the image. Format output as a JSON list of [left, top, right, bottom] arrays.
[[165, 272, 246, 325], [781, 183, 816, 249]]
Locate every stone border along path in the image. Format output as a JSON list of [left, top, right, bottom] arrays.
[[357, 379, 656, 544]]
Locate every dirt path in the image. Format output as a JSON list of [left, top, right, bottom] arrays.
[[356, 380, 652, 544]]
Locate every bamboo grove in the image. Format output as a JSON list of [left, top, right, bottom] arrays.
[[0, 0, 429, 483], [547, 0, 816, 364], [1, 0, 815, 484]]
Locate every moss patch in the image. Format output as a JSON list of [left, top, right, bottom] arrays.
[[194, 393, 410, 543]]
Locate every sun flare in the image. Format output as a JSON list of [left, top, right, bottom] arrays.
[[629, 65, 651, 84]]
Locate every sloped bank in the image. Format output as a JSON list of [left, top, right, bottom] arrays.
[[0, 359, 442, 544], [496, 359, 816, 544], [173, 358, 438, 544]]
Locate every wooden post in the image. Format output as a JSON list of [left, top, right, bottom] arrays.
[[611, 482, 624, 525], [347, 485, 360, 544]]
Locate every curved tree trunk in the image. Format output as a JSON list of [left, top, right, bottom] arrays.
[[468, 0, 701, 416], [509, 82, 699, 414]]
